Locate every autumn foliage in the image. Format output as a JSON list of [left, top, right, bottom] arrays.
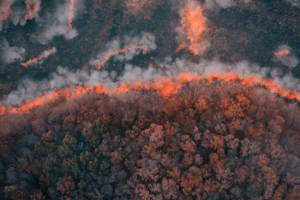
[[1, 79, 300, 199]]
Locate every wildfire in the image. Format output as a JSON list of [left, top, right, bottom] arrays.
[[24, 0, 41, 21], [274, 49, 290, 57], [22, 47, 57, 68], [95, 44, 151, 70], [178, 0, 208, 55], [176, 42, 186, 52], [67, 0, 74, 29], [2, 71, 300, 115], [0, 5, 12, 25]]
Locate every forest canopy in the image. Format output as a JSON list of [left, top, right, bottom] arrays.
[[1, 79, 300, 200]]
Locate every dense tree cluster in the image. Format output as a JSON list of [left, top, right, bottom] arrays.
[[1, 79, 300, 199]]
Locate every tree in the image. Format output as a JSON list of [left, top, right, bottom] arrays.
[[195, 96, 208, 114], [56, 176, 75, 195], [87, 157, 99, 178], [149, 123, 165, 147], [180, 171, 202, 195], [256, 154, 270, 167], [234, 165, 249, 185], [59, 196, 72, 200], [181, 153, 193, 169], [95, 138, 110, 157], [228, 119, 244, 136], [202, 178, 219, 196], [160, 153, 172, 168], [78, 180, 86, 190], [58, 134, 78, 158], [85, 134, 101, 149], [77, 105, 96, 124], [148, 182, 161, 193], [210, 135, 225, 150], [62, 134, 77, 149], [246, 183, 262, 199], [180, 140, 196, 153], [4, 185, 18, 193], [215, 123, 227, 135], [62, 113, 76, 132], [5, 189, 27, 200], [39, 165, 54, 187], [271, 185, 286, 200], [6, 167, 20, 184], [34, 141, 57, 158], [225, 134, 239, 151], [112, 135, 121, 149], [48, 166, 61, 176], [61, 156, 80, 178], [30, 192, 46, 200], [32, 119, 48, 136], [135, 184, 154, 200], [41, 130, 54, 143], [110, 147, 124, 165], [229, 185, 241, 199], [79, 151, 92, 167], [99, 160, 110, 175], [58, 143, 75, 158], [167, 167, 181, 183], [97, 106, 114, 125], [221, 98, 245, 119], [268, 115, 284, 136], [261, 166, 279, 199], [0, 131, 22, 159], [136, 158, 160, 182], [161, 177, 179, 199], [81, 121, 93, 137], [264, 137, 284, 159], [76, 142, 87, 153], [194, 154, 203, 166], [74, 126, 85, 143], [141, 143, 157, 158], [240, 138, 261, 157], [236, 94, 251, 112]]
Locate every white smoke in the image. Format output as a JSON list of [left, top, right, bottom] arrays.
[[1, 38, 25, 66], [286, 0, 300, 8], [274, 44, 299, 68], [4, 55, 300, 106], [34, 0, 84, 44], [0, 0, 17, 32], [204, 0, 251, 10]]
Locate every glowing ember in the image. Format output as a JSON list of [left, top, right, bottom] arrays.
[[95, 44, 151, 69], [67, 0, 74, 29], [2, 71, 300, 115], [274, 49, 290, 57], [176, 42, 186, 52], [24, 0, 41, 21], [22, 47, 57, 68], [0, 5, 12, 25]]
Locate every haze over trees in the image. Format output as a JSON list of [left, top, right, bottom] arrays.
[[1, 79, 300, 199]]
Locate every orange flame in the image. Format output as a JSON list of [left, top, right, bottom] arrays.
[[274, 49, 290, 57], [178, 0, 208, 55], [176, 43, 186, 52], [22, 47, 57, 68], [24, 0, 41, 21], [0, 106, 5, 114], [95, 44, 151, 70], [0, 5, 12, 25], [67, 0, 74, 29], [2, 71, 300, 115]]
